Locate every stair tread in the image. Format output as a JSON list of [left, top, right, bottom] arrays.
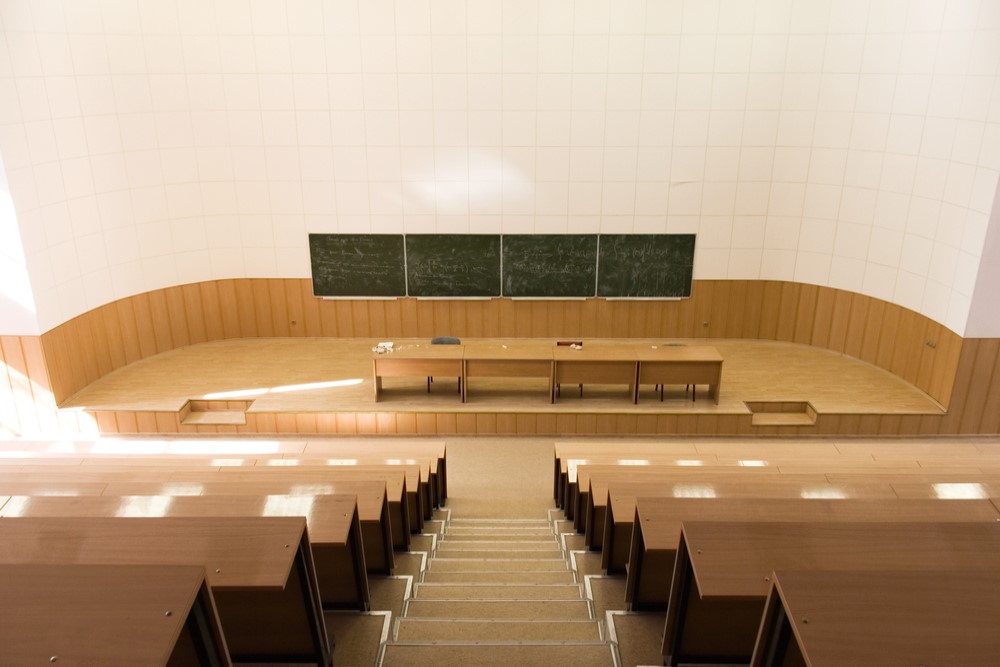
[[414, 583, 583, 600], [394, 618, 602, 642], [404, 599, 592, 620], [380, 643, 615, 667]]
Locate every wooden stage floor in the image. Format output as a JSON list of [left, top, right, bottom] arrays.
[[63, 338, 943, 419]]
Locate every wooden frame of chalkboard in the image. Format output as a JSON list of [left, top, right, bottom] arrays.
[[309, 233, 406, 298], [308, 233, 695, 299], [597, 234, 695, 298], [405, 234, 502, 298], [502, 234, 598, 298]]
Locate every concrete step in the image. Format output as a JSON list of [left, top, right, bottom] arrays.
[[404, 599, 592, 620], [413, 583, 583, 600], [380, 643, 615, 667], [393, 618, 602, 642], [433, 547, 562, 559], [429, 558, 569, 572], [421, 570, 577, 585], [442, 533, 556, 541]]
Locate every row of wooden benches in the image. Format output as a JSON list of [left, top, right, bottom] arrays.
[[553, 441, 1000, 665], [0, 441, 447, 666]]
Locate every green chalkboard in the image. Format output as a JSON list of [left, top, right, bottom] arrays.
[[405, 234, 501, 297], [502, 235, 598, 297], [309, 234, 406, 297], [597, 234, 695, 297]]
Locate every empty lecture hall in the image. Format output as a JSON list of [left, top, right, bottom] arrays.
[[3, 0, 1000, 665]]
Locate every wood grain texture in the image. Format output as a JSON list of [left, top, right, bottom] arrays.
[[11, 277, 1000, 436]]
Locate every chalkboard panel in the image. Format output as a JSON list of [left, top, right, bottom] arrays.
[[405, 234, 501, 297], [502, 234, 598, 297], [309, 234, 407, 297], [597, 234, 695, 297]]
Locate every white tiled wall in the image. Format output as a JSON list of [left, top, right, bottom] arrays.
[[1, 0, 999, 335]]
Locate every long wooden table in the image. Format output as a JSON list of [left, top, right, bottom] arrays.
[[0, 516, 332, 666], [372, 340, 723, 404], [0, 493, 370, 611], [663, 521, 1000, 666], [626, 497, 1000, 611], [0, 564, 231, 666], [752, 569, 1000, 667]]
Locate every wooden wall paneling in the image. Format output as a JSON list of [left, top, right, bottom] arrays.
[[266, 280, 290, 337], [328, 301, 351, 337], [115, 411, 139, 433], [180, 284, 208, 345], [674, 414, 698, 435], [273, 413, 297, 433], [352, 299, 373, 337], [1, 337, 39, 434], [213, 280, 240, 339], [890, 309, 925, 385], [532, 413, 554, 434], [474, 413, 497, 434], [164, 287, 192, 349], [692, 281, 714, 338], [317, 297, 338, 336], [299, 283, 323, 337], [875, 303, 901, 371], [495, 413, 517, 433], [826, 290, 853, 353], [231, 280, 257, 337], [773, 282, 800, 342], [809, 287, 835, 349], [510, 413, 532, 433], [434, 413, 457, 434], [146, 290, 175, 354], [959, 339, 999, 434], [293, 413, 317, 433], [56, 324, 89, 399], [153, 412, 178, 432], [283, 280, 305, 337], [859, 298, 885, 365], [975, 344, 1000, 434], [628, 301, 650, 338], [707, 281, 732, 339], [791, 283, 817, 345], [69, 317, 100, 388], [927, 328, 961, 408], [895, 415, 923, 436], [934, 340, 979, 434], [576, 414, 597, 433], [365, 299, 387, 338], [676, 289, 699, 337], [0, 338, 22, 434], [197, 281, 225, 342], [916, 321, 943, 394], [554, 414, 576, 434], [249, 279, 274, 337], [755, 282, 781, 340], [844, 293, 870, 359], [723, 281, 748, 339], [877, 415, 901, 435], [19, 337, 59, 433], [86, 311, 114, 379]]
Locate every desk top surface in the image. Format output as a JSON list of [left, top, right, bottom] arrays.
[[0, 563, 214, 667], [99, 479, 387, 519], [681, 520, 1000, 598], [631, 344, 723, 362], [164, 468, 406, 499], [0, 493, 357, 545], [767, 569, 1000, 666], [462, 341, 555, 359], [374, 343, 464, 359], [635, 497, 1000, 550], [0, 516, 305, 589]]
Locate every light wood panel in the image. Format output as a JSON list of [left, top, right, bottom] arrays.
[[19, 277, 1000, 435]]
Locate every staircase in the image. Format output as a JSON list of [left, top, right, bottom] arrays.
[[378, 513, 616, 667]]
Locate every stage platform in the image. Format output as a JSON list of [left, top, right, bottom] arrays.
[[60, 338, 944, 437]]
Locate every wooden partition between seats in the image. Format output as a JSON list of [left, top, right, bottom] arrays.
[[5, 278, 1000, 436]]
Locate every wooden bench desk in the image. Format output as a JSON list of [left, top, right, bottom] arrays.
[[0, 493, 370, 611], [890, 480, 1000, 499], [626, 497, 1000, 611], [663, 521, 1000, 666], [552, 441, 702, 501], [552, 343, 637, 402], [0, 481, 110, 496], [164, 467, 413, 550], [752, 569, 1000, 667], [99, 479, 395, 574], [373, 343, 464, 401], [463, 341, 554, 402], [599, 476, 900, 566], [0, 516, 332, 666], [300, 439, 448, 505], [633, 343, 723, 404], [0, 564, 231, 666]]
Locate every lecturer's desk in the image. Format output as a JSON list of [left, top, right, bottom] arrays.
[[663, 521, 1000, 666], [752, 569, 1000, 667], [634, 344, 723, 403], [625, 497, 1000, 611], [0, 493, 370, 612], [462, 341, 554, 402], [373, 343, 464, 401], [0, 516, 331, 666], [0, 564, 231, 667], [552, 343, 637, 402]]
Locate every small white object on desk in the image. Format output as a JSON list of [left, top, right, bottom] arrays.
[[372, 341, 394, 353]]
